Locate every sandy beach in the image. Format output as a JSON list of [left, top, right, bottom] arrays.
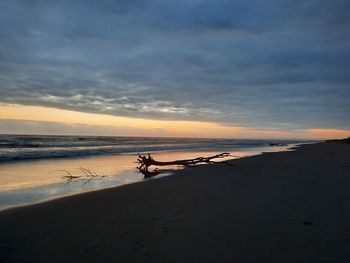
[[0, 140, 349, 262]]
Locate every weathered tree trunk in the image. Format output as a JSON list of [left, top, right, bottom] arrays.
[[136, 152, 234, 178]]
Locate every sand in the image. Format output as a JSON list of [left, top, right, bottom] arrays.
[[0, 141, 349, 262]]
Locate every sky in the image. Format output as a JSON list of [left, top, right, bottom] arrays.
[[0, 0, 349, 139]]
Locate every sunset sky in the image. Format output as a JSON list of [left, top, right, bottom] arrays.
[[0, 0, 349, 139]]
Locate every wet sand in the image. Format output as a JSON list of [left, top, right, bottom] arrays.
[[0, 141, 349, 262]]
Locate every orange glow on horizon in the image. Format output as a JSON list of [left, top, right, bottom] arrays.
[[0, 103, 244, 138], [305, 129, 350, 140], [0, 103, 349, 139]]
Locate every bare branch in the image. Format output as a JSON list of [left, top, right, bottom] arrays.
[[60, 170, 82, 185], [60, 168, 105, 185]]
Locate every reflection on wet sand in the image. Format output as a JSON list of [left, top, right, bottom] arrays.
[[0, 145, 292, 210]]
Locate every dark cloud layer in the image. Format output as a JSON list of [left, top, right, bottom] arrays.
[[0, 0, 349, 130]]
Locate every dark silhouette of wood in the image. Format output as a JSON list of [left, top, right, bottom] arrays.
[[136, 152, 235, 178], [61, 170, 81, 185], [61, 167, 106, 185]]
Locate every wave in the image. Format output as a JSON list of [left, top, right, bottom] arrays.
[[0, 135, 306, 162]]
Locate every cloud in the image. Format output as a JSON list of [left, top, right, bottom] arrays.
[[0, 0, 349, 131], [0, 119, 162, 137]]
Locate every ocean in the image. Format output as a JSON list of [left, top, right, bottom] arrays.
[[0, 135, 311, 210], [0, 134, 304, 162]]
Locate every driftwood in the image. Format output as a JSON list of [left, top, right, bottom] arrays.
[[137, 152, 235, 178], [61, 170, 81, 185], [61, 167, 105, 185]]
